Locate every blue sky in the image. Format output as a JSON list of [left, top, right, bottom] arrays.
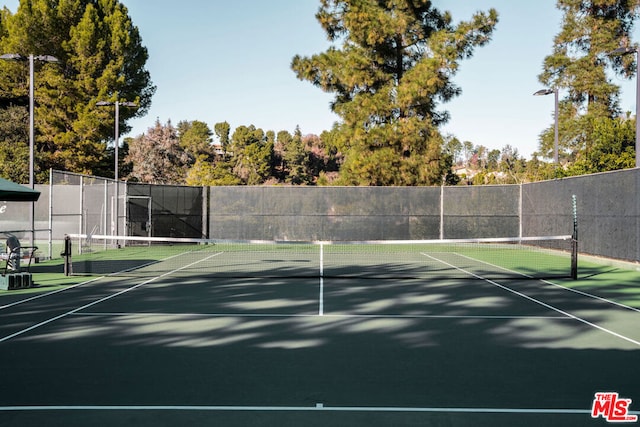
[[3, 0, 640, 158]]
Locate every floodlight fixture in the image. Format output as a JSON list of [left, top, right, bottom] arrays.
[[0, 53, 25, 61], [533, 89, 554, 96]]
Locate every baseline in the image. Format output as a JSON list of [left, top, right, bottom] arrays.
[[0, 404, 609, 415]]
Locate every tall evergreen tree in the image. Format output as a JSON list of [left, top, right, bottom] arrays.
[[538, 0, 639, 165], [283, 126, 312, 184], [0, 0, 154, 181], [230, 125, 274, 185], [292, 0, 497, 185], [214, 121, 231, 157], [0, 106, 28, 182], [274, 130, 293, 179], [178, 120, 214, 159]]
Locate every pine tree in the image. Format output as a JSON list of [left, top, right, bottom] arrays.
[[214, 121, 231, 157], [292, 0, 497, 185], [283, 126, 311, 184], [178, 120, 214, 160], [0, 106, 29, 182], [230, 125, 274, 185], [0, 0, 154, 181]]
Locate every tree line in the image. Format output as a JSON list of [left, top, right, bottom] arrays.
[[123, 119, 341, 186], [126, 113, 635, 186], [445, 110, 637, 185], [0, 1, 638, 187]]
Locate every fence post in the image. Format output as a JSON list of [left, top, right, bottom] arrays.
[[48, 168, 53, 260], [519, 183, 523, 239], [439, 183, 444, 240]]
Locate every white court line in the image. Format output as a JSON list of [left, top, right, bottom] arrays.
[[0, 277, 104, 310], [423, 253, 640, 348], [70, 311, 571, 320], [0, 252, 224, 343], [0, 404, 608, 415], [0, 247, 215, 311], [456, 253, 640, 314]]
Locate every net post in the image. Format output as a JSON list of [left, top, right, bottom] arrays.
[[571, 195, 578, 280], [61, 235, 72, 276]]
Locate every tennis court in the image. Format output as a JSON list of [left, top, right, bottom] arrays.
[[1, 237, 639, 426]]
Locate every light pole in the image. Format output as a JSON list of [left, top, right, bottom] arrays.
[[534, 88, 559, 164], [608, 46, 640, 168], [96, 99, 137, 238], [0, 53, 58, 246], [0, 53, 59, 187], [96, 99, 137, 181]]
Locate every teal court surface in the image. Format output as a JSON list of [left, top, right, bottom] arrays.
[[0, 243, 639, 426]]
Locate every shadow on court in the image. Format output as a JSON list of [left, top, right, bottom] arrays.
[[0, 262, 639, 426], [0, 409, 610, 427]]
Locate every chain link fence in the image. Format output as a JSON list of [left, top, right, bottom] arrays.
[[1, 168, 637, 264], [522, 169, 640, 262]]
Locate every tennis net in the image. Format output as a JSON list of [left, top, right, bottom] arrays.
[[63, 234, 577, 280]]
